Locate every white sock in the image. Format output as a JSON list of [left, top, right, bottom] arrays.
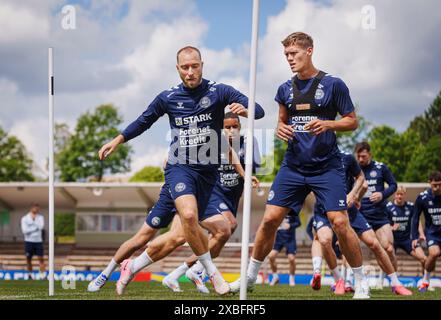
[[352, 266, 365, 284], [198, 252, 217, 276], [190, 260, 205, 274], [312, 256, 322, 274], [247, 257, 263, 281], [102, 259, 118, 278], [423, 270, 431, 283], [331, 267, 342, 282], [271, 273, 279, 280], [346, 268, 354, 286], [130, 251, 153, 274], [388, 272, 401, 287], [289, 274, 295, 284], [168, 262, 189, 281]]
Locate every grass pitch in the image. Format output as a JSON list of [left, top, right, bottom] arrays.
[[0, 280, 440, 300]]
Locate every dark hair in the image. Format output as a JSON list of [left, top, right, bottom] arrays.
[[176, 46, 202, 63], [224, 112, 240, 122], [31, 203, 40, 207], [428, 171, 441, 182], [354, 141, 371, 153]]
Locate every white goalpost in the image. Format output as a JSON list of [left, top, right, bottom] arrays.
[[239, 0, 260, 300], [48, 47, 55, 296]]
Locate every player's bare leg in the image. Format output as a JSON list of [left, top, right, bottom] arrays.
[[268, 250, 279, 285], [420, 245, 440, 292], [174, 195, 229, 294], [288, 253, 296, 286], [375, 224, 398, 270], [359, 230, 412, 295], [230, 205, 289, 293], [316, 226, 345, 293], [326, 211, 369, 298], [88, 220, 161, 292]]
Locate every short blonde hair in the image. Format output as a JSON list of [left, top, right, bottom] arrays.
[[396, 185, 407, 194], [281, 32, 314, 49]]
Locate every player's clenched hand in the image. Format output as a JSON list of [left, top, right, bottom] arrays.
[[228, 103, 248, 117], [304, 119, 333, 135], [419, 233, 426, 243], [251, 176, 260, 188], [391, 223, 400, 231], [346, 192, 357, 208], [277, 122, 294, 141], [98, 135, 124, 160], [412, 239, 419, 250], [369, 192, 383, 204]]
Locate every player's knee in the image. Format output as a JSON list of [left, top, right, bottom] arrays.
[[330, 216, 349, 235], [179, 210, 198, 225], [318, 234, 332, 247], [215, 225, 231, 243], [385, 245, 395, 256], [262, 214, 281, 232], [368, 238, 380, 252], [229, 220, 238, 233], [288, 255, 296, 263]]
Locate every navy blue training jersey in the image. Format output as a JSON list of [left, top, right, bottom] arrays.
[[275, 74, 355, 173], [411, 188, 441, 240], [122, 79, 265, 169], [359, 160, 397, 220], [386, 201, 415, 241], [218, 135, 260, 205], [277, 215, 301, 237]]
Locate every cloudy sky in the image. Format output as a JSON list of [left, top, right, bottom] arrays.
[[1, 0, 440, 178]]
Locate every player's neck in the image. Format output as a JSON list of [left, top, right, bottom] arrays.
[[394, 200, 404, 207], [296, 65, 319, 80]]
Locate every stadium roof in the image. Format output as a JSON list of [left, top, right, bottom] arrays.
[[0, 182, 276, 211]]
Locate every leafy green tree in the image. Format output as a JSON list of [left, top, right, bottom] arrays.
[[55, 213, 75, 236], [404, 136, 441, 182], [0, 126, 34, 181], [57, 104, 132, 181], [337, 115, 371, 153], [409, 91, 441, 144], [258, 137, 287, 182], [129, 166, 164, 182]]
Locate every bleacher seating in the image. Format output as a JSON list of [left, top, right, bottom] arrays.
[[0, 241, 436, 277]]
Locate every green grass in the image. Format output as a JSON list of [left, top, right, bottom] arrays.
[[0, 281, 440, 300]]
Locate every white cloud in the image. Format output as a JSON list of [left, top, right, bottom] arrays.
[[130, 146, 169, 175]]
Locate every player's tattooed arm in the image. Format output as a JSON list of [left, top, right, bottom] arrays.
[[98, 134, 125, 160], [276, 103, 294, 141], [305, 111, 358, 135]]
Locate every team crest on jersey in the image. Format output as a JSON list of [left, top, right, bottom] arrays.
[[405, 209, 410, 216], [199, 96, 211, 108], [151, 217, 161, 227], [175, 182, 186, 193], [315, 88, 324, 100], [268, 190, 275, 201], [428, 240, 434, 246], [219, 202, 228, 210], [175, 117, 183, 125], [370, 170, 377, 178]]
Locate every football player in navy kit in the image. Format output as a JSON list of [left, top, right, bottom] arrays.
[[412, 171, 441, 292], [355, 141, 398, 288], [386, 186, 427, 270], [97, 46, 264, 296], [231, 32, 370, 299]]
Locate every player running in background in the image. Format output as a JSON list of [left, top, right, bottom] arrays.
[[96, 46, 264, 296], [162, 112, 261, 293], [313, 151, 412, 296], [268, 214, 301, 286], [412, 171, 441, 292], [231, 32, 371, 299], [355, 141, 398, 289], [386, 186, 427, 272]]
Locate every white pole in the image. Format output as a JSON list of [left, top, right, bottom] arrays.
[[48, 47, 55, 296], [239, 0, 260, 300]]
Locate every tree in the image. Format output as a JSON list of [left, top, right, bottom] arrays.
[[129, 166, 164, 182], [409, 91, 441, 144], [404, 136, 441, 182], [337, 115, 371, 153], [0, 126, 34, 181], [57, 104, 132, 181], [258, 137, 287, 182]]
